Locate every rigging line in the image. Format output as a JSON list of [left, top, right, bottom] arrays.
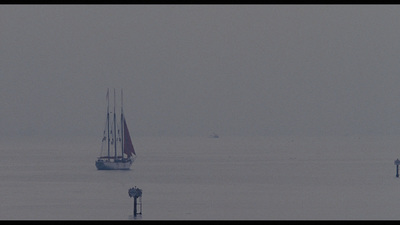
[[99, 102, 109, 157]]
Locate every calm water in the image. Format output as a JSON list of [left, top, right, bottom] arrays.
[[1, 135, 400, 220]]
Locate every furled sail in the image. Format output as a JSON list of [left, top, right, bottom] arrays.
[[123, 118, 135, 157]]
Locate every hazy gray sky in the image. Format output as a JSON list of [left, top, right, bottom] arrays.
[[2, 5, 400, 138]]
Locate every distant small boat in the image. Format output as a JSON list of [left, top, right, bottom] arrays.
[[95, 88, 136, 170], [209, 132, 219, 138]]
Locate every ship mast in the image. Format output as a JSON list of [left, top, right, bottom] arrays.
[[121, 89, 124, 159], [114, 88, 117, 160], [107, 88, 110, 159]]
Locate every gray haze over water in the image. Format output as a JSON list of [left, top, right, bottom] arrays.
[[2, 5, 400, 139], [4, 5, 400, 220]]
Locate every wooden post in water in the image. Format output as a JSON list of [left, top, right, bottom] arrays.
[[133, 196, 137, 216], [129, 186, 142, 217], [394, 159, 400, 178]]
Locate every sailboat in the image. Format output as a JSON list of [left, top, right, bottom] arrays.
[[95, 88, 136, 170]]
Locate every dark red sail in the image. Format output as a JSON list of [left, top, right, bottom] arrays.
[[123, 118, 135, 157]]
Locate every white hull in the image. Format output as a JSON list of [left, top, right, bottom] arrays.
[[95, 158, 134, 170]]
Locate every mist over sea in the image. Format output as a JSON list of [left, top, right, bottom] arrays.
[[3, 5, 400, 220], [1, 135, 400, 220]]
